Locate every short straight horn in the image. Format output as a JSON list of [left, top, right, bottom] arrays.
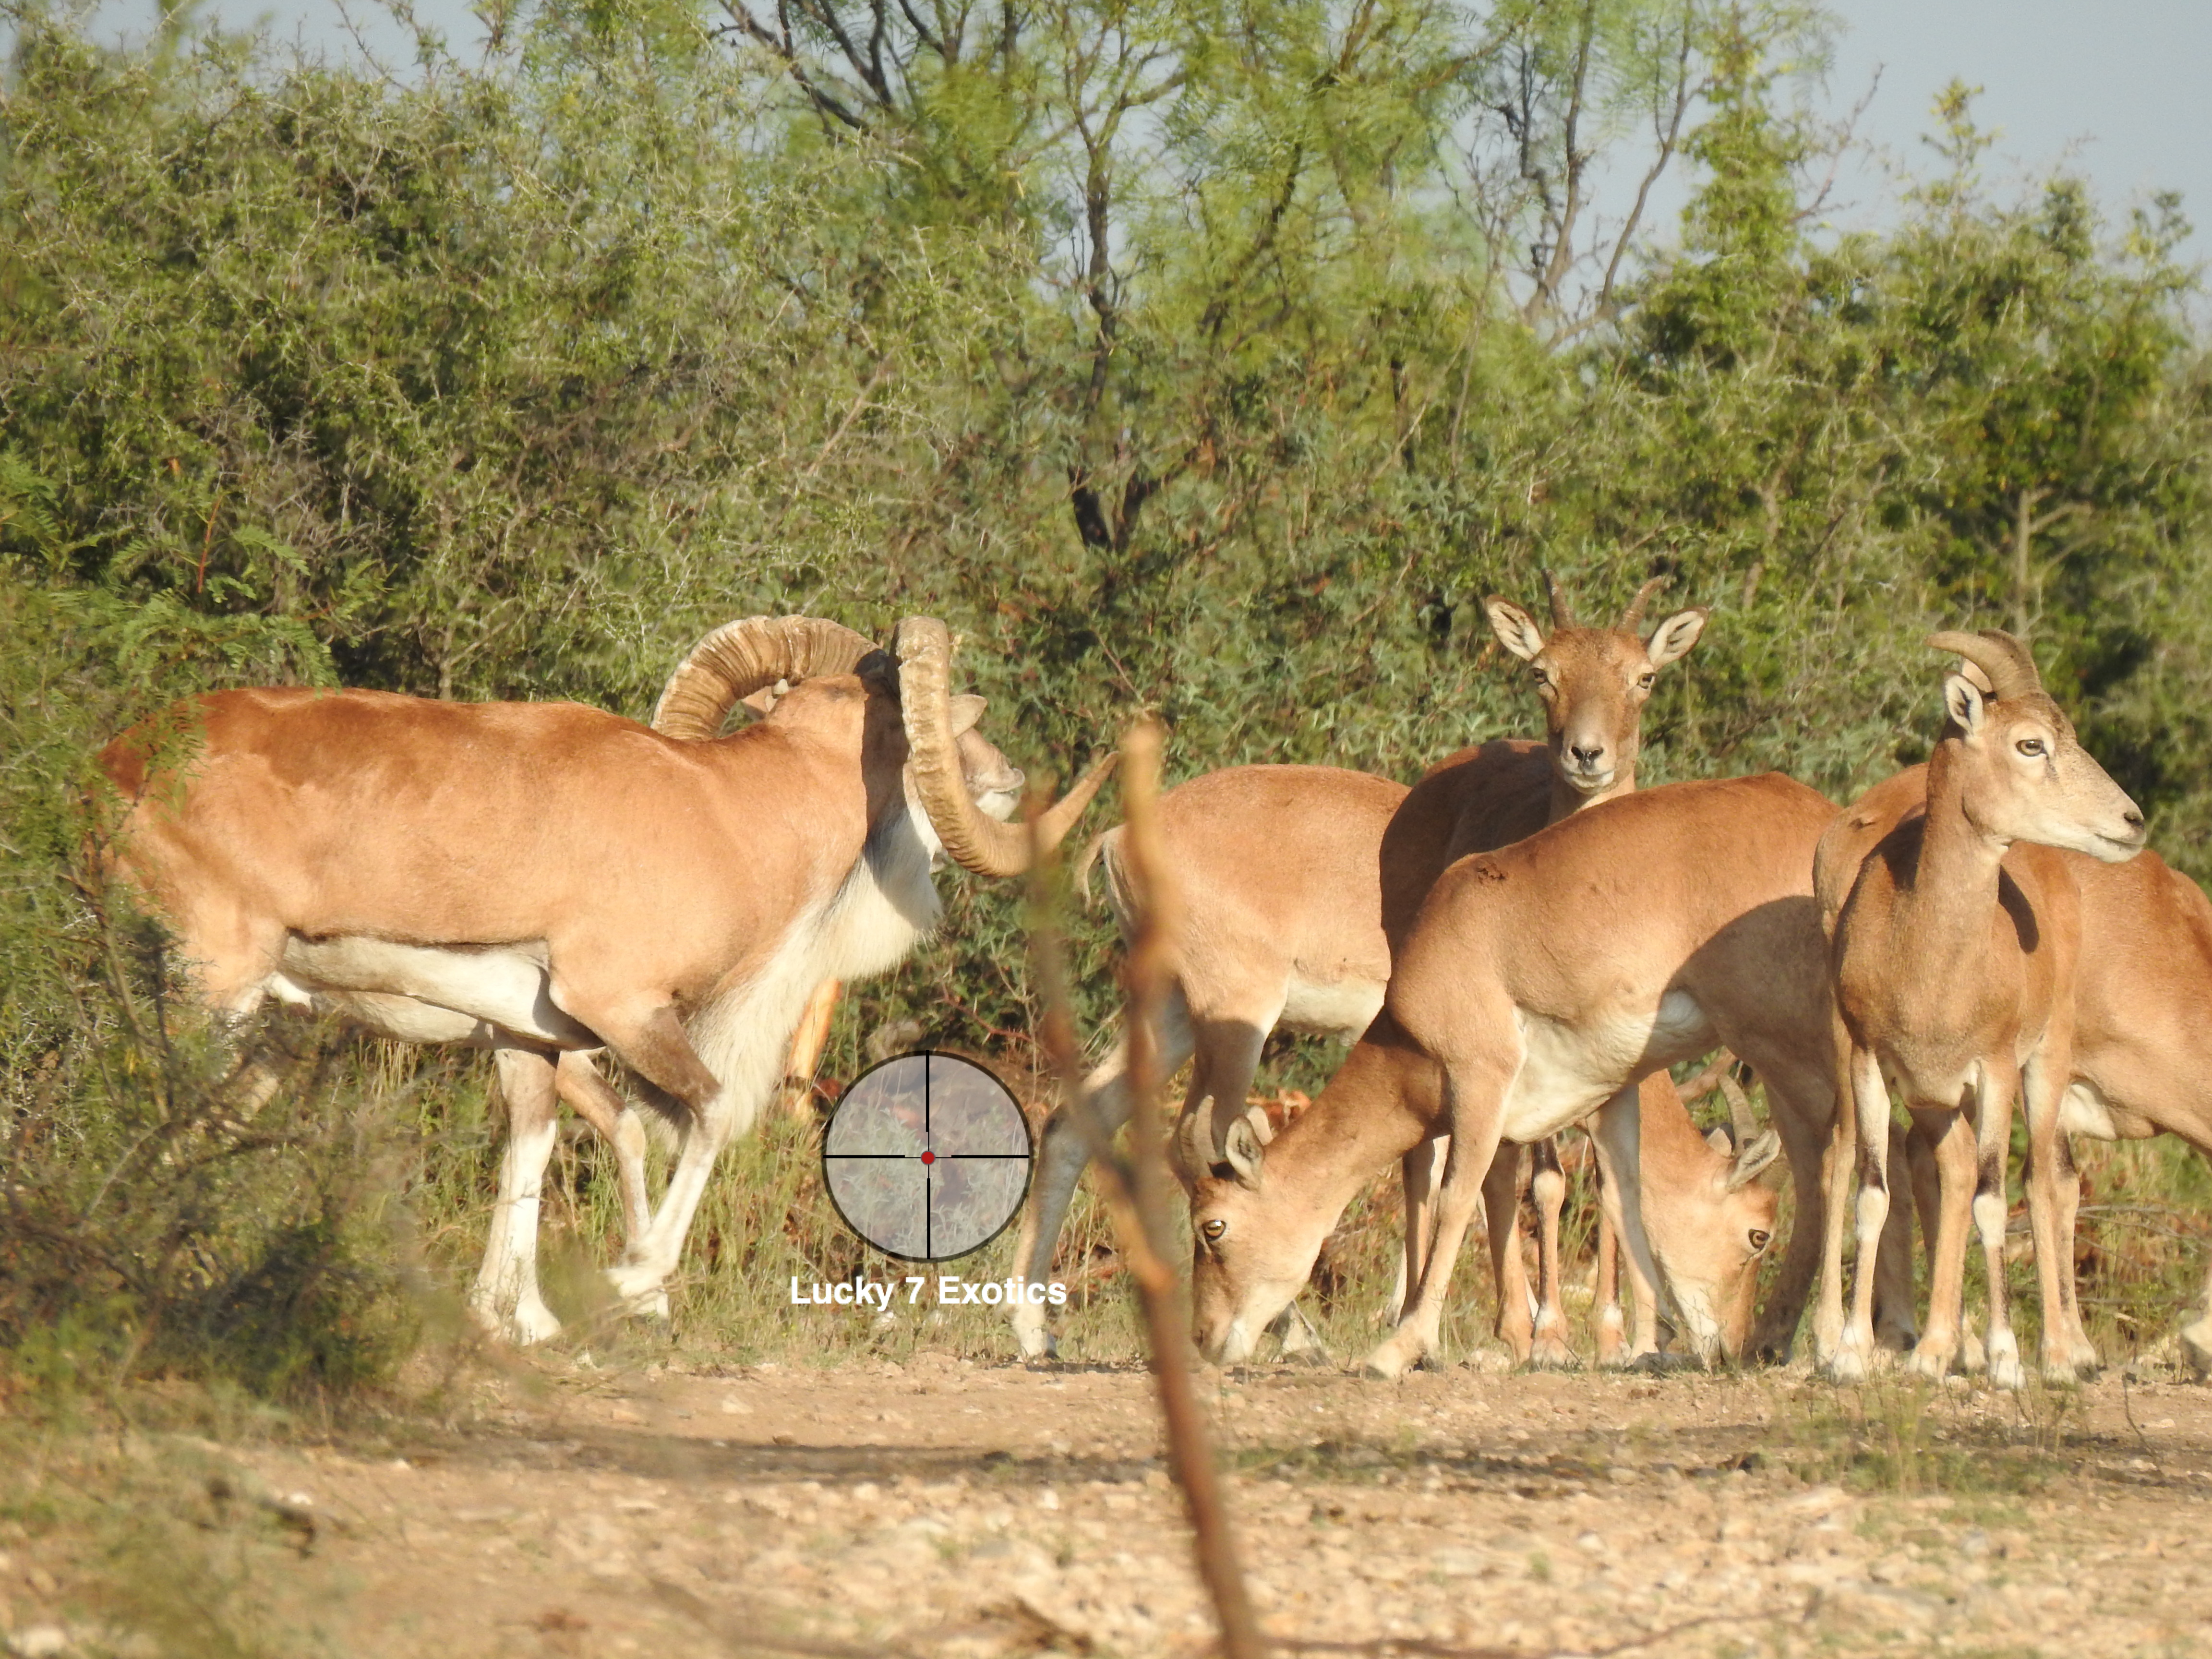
[[1719, 1072, 1759, 1146], [1622, 575, 1670, 631], [1179, 1094, 1221, 1176], [1542, 568, 1578, 631]]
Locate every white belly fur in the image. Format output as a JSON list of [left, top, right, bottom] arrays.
[[273, 936, 601, 1049], [1500, 991, 1715, 1142], [1279, 975, 1385, 1041], [2058, 1080, 2120, 1141]]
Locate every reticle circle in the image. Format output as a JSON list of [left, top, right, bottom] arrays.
[[821, 1052, 1033, 1262]]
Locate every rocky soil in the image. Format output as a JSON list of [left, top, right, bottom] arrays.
[[4, 1355, 2210, 1658]]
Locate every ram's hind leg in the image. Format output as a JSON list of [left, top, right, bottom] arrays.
[[553, 1052, 663, 1319], [1526, 1136, 1578, 1368], [2044, 1132, 2099, 1375], [1479, 1143, 1535, 1362], [2023, 1068, 2095, 1382], [1589, 1089, 1663, 1366], [472, 1046, 565, 1345], [573, 1002, 730, 1311], [1906, 1105, 1976, 1380], [1969, 1060, 2027, 1391], [1829, 1046, 1897, 1382]]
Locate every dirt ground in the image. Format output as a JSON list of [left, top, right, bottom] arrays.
[[5, 1349, 2212, 1659]]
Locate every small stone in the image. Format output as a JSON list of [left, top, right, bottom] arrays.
[[1037, 1488, 1060, 1511], [719, 1397, 751, 1416], [9, 1625, 68, 1659], [1816, 1582, 1947, 1632], [1959, 1529, 1993, 1558]]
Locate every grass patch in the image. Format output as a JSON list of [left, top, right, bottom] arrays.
[[1771, 1374, 2090, 1498]]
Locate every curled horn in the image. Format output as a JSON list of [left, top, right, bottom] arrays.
[[1542, 568, 1578, 631], [1719, 1070, 1760, 1146], [1925, 629, 2044, 701], [1622, 575, 1670, 631], [652, 616, 878, 739], [895, 618, 1118, 878]]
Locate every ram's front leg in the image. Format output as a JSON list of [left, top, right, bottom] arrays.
[[1363, 1058, 1513, 1380]]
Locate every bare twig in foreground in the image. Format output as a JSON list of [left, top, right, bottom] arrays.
[[1025, 718, 1266, 1659]]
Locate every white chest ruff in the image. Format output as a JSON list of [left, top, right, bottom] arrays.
[[1499, 990, 1714, 1142]]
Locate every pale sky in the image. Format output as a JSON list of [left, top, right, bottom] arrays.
[[74, 0, 2212, 256], [1815, 0, 2210, 242]]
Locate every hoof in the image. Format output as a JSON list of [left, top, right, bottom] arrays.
[[1903, 1344, 1952, 1383], [468, 1292, 562, 1346], [603, 1264, 671, 1321], [1527, 1336, 1580, 1371], [2039, 1356, 2082, 1388], [508, 1303, 565, 1346], [1825, 1340, 1872, 1384], [1361, 1336, 1419, 1380]]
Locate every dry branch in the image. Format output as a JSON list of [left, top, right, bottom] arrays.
[[1024, 718, 1265, 1659]]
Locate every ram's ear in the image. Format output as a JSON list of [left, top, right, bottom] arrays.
[[1483, 597, 1546, 662], [1644, 608, 1708, 668], [949, 694, 987, 738], [741, 678, 793, 720], [1222, 1114, 1266, 1190], [1726, 1129, 1784, 1191], [1943, 673, 1986, 737]]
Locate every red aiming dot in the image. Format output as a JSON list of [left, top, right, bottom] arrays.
[[920, 1151, 935, 1165]]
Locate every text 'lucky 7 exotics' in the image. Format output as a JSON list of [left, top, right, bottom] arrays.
[[790, 1276, 1069, 1308]]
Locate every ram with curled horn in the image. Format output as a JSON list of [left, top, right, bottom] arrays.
[[95, 614, 1115, 1342]]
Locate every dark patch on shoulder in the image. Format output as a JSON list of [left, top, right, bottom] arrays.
[[1464, 856, 1508, 884], [1996, 869, 2042, 954]]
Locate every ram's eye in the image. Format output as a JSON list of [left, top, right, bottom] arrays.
[[1531, 667, 1553, 688], [1748, 1229, 1772, 1252], [2016, 737, 2047, 757], [1636, 672, 1656, 691], [1200, 1218, 1227, 1245]]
